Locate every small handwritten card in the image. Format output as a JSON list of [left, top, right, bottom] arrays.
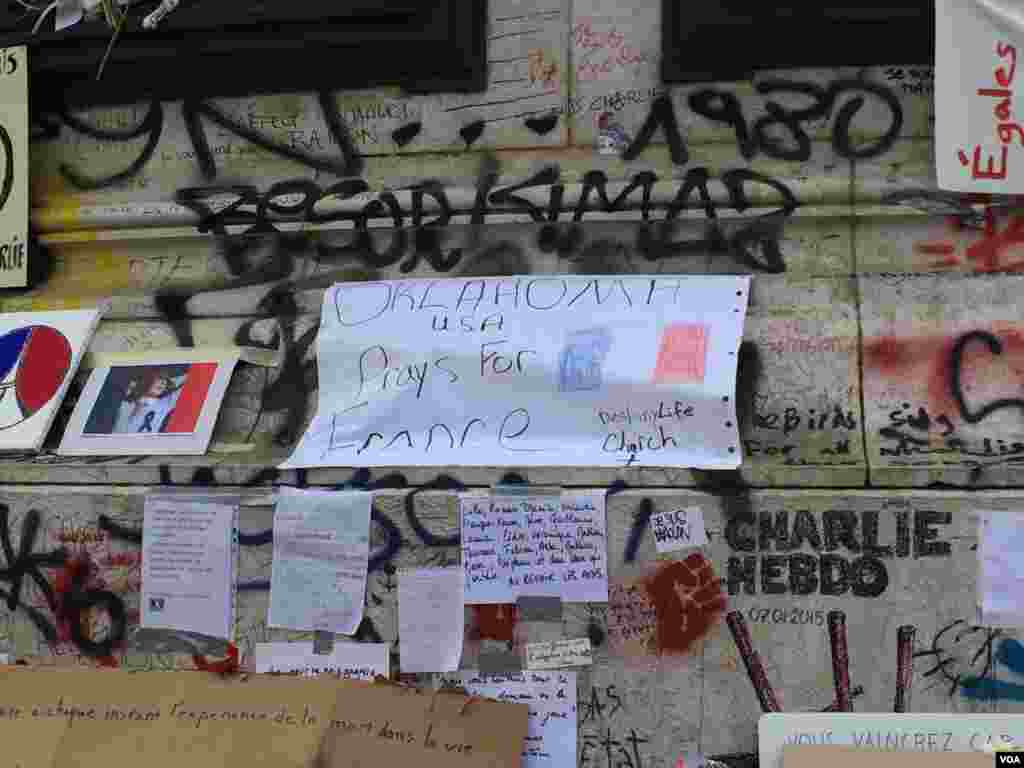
[[254, 641, 388, 679], [936, 0, 1024, 191], [461, 493, 608, 604], [651, 507, 707, 553], [525, 638, 592, 670]]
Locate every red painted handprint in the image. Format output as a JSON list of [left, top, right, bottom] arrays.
[[643, 553, 727, 655]]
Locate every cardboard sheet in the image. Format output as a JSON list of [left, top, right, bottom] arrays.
[[323, 679, 529, 768], [0, 668, 340, 768]]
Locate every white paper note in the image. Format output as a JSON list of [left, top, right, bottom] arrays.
[[936, 0, 1024, 192], [141, 496, 236, 640], [526, 638, 592, 670], [253, 641, 388, 679], [979, 510, 1024, 625], [281, 276, 749, 470], [453, 671, 577, 768], [268, 488, 371, 635], [398, 568, 464, 673], [461, 493, 608, 604], [651, 506, 707, 553]]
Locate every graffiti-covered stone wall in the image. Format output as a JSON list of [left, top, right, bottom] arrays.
[[4, 1, 1018, 766]]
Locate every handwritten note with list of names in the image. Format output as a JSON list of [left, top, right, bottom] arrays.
[[461, 494, 608, 604]]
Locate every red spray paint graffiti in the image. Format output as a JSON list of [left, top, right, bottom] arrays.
[[642, 553, 727, 655], [914, 206, 1024, 272]]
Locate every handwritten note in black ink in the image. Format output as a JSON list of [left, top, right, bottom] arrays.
[[461, 494, 608, 603]]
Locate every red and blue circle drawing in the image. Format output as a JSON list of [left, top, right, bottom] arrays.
[[0, 325, 72, 429]]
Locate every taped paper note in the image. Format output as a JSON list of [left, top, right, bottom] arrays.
[[978, 509, 1024, 625], [281, 276, 749, 469], [254, 641, 388, 679], [398, 567, 464, 673], [526, 638, 592, 669], [0, 47, 28, 287], [651, 507, 707, 553], [461, 493, 608, 603], [450, 672, 577, 768], [936, 0, 1024, 191], [141, 495, 237, 640], [268, 488, 371, 635]]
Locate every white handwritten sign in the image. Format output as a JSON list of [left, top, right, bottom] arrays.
[[0, 47, 27, 287], [936, 0, 1024, 191], [281, 276, 749, 469], [461, 493, 608, 604], [526, 638, 592, 670], [651, 507, 707, 553]]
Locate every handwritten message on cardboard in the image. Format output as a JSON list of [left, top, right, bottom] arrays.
[[0, 668, 339, 768], [282, 276, 749, 469]]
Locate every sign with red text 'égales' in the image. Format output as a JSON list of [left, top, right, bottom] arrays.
[[936, 0, 1024, 192]]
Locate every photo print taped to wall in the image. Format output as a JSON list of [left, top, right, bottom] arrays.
[[57, 348, 244, 456]]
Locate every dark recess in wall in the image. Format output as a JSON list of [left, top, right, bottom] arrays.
[[0, 0, 487, 108], [661, 1, 934, 83]]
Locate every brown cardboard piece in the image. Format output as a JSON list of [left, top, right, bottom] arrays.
[[323, 679, 529, 768], [784, 745, 992, 768], [0, 668, 340, 768]]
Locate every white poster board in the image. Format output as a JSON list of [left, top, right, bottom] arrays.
[[0, 47, 27, 287], [759, 713, 1024, 768], [936, 0, 1024, 192], [282, 276, 749, 469]]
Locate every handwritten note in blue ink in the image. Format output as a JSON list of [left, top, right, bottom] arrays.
[[269, 488, 372, 635]]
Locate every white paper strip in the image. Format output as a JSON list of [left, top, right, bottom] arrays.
[[525, 638, 593, 669], [253, 641, 388, 679], [281, 276, 749, 469]]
